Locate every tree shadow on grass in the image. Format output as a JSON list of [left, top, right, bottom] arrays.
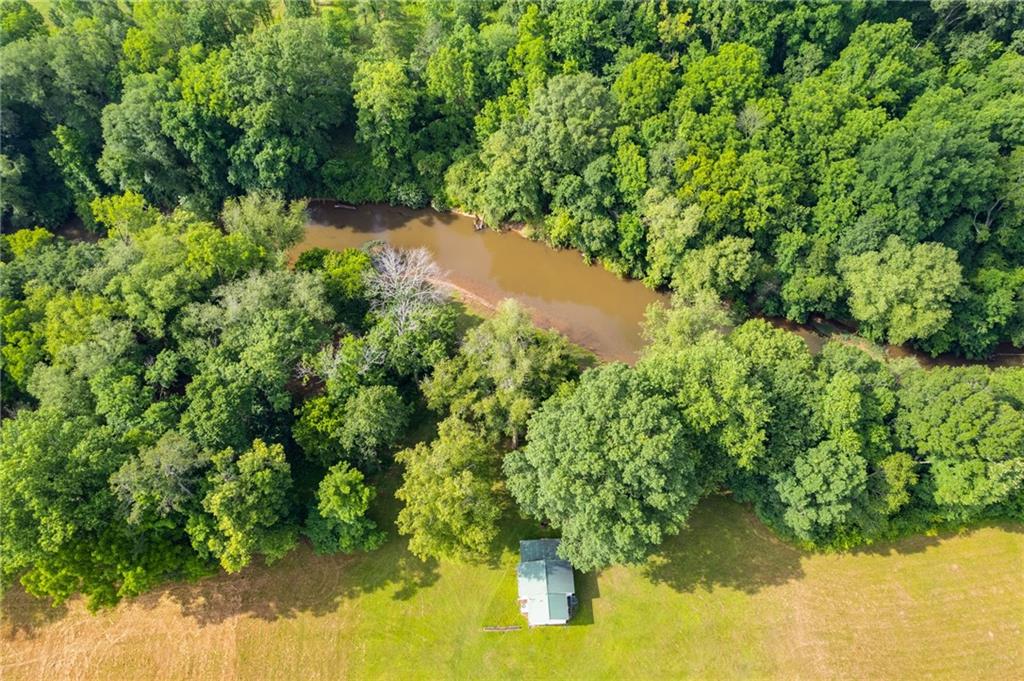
[[486, 508, 561, 570], [642, 495, 806, 594], [643, 497, 1024, 594], [487, 509, 602, 627], [0, 586, 68, 641], [2, 466, 441, 633], [150, 467, 439, 627], [104, 524, 439, 629], [480, 507, 600, 627], [155, 537, 439, 627], [848, 518, 1024, 558]]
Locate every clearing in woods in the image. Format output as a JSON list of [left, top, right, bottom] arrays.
[[2, 482, 1022, 680]]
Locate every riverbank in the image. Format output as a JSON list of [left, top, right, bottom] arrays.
[[300, 201, 663, 362], [44, 201, 1022, 367], [300, 201, 1023, 368]]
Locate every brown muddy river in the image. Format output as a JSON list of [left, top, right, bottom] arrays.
[[297, 202, 1022, 367], [298, 202, 664, 361]]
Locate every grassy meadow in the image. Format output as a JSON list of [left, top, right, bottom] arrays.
[[3, 470, 1022, 681]]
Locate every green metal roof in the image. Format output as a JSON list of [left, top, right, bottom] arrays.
[[520, 538, 561, 562], [547, 595, 570, 621], [545, 560, 574, 595], [517, 539, 576, 626]]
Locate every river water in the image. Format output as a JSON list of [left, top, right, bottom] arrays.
[[297, 202, 1022, 367]]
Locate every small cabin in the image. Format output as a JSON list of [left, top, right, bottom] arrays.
[[516, 539, 577, 626]]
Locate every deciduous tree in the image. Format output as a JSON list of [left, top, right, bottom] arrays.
[[188, 439, 297, 573], [839, 236, 963, 345], [505, 363, 703, 571], [396, 417, 503, 562], [304, 462, 385, 554]]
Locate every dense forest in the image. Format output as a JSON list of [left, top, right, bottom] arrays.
[[3, 0, 1023, 356], [1, 0, 1023, 610]]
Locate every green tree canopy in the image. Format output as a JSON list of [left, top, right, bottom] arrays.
[[423, 299, 584, 445], [839, 236, 963, 345], [221, 193, 306, 256], [187, 439, 297, 573], [304, 461, 385, 555], [897, 367, 1024, 517], [395, 417, 504, 562], [505, 363, 703, 571], [224, 17, 350, 194]]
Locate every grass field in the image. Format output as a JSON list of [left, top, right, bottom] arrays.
[[2, 470, 1022, 681]]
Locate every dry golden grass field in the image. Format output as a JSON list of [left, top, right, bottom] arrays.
[[2, 488, 1022, 681]]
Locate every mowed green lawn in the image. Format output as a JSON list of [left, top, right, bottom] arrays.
[[3, 473, 1022, 681]]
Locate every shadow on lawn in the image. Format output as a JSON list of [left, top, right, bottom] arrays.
[[126, 534, 440, 628], [849, 518, 1024, 558], [569, 570, 600, 626], [150, 468, 440, 627], [643, 495, 806, 594], [484, 509, 601, 627], [1, 466, 441, 633], [8, 484, 1019, 634]]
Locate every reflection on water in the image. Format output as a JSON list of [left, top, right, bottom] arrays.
[[296, 202, 1022, 367]]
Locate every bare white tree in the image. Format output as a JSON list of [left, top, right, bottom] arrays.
[[365, 246, 449, 333]]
